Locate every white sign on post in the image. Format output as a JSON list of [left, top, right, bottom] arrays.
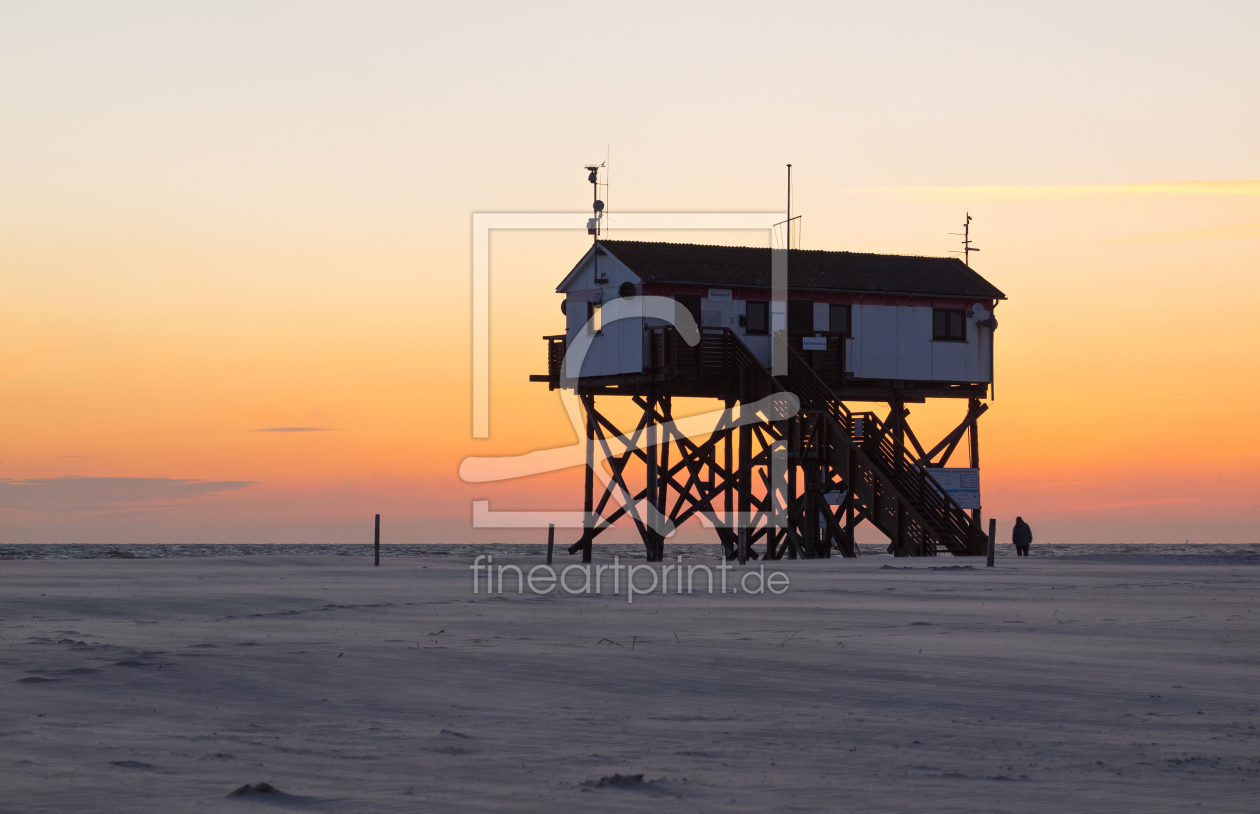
[[927, 468, 981, 510], [801, 336, 827, 351]]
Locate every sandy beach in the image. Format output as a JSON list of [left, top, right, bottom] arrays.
[[3, 553, 1257, 813]]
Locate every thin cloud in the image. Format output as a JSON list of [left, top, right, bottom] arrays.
[[0, 477, 254, 515], [1087, 221, 1260, 246], [1050, 497, 1197, 514], [253, 427, 334, 433], [871, 179, 1260, 202]]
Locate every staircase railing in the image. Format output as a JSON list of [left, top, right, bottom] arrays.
[[784, 345, 987, 555], [715, 330, 981, 555]]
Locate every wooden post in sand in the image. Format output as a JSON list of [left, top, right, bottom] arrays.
[[546, 524, 554, 565], [986, 518, 996, 567], [374, 514, 381, 566]]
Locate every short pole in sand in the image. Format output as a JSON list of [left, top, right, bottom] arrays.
[[986, 518, 996, 567], [546, 523, 554, 565], [374, 514, 381, 567]]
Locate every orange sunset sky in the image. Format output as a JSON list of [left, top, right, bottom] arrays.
[[2, 3, 1258, 547]]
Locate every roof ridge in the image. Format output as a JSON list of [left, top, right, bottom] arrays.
[[598, 239, 959, 262], [586, 239, 1006, 300]]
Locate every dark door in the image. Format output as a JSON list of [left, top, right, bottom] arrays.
[[788, 299, 814, 334], [675, 294, 702, 328]]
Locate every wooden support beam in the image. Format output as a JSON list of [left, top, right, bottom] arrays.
[[590, 410, 653, 549], [644, 389, 659, 561], [917, 401, 989, 467], [969, 396, 982, 530], [581, 394, 595, 563], [724, 399, 734, 558], [844, 452, 857, 555], [589, 409, 651, 521], [820, 498, 854, 558], [657, 395, 671, 560], [892, 393, 906, 479], [902, 420, 928, 462], [803, 468, 818, 559]]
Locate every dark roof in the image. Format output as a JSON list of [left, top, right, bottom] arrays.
[[595, 240, 1006, 300]]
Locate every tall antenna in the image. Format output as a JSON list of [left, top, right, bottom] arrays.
[[585, 162, 605, 239], [950, 213, 980, 266], [774, 164, 801, 250]]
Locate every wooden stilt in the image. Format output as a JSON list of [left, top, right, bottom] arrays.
[[781, 447, 796, 562], [658, 395, 671, 561], [738, 417, 751, 565], [645, 388, 659, 561], [969, 396, 982, 529], [582, 394, 595, 564], [723, 398, 735, 560], [894, 501, 904, 557], [845, 449, 857, 556], [736, 367, 751, 565], [804, 464, 818, 559]]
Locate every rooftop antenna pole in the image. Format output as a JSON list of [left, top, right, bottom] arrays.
[[773, 165, 801, 252], [585, 163, 605, 240], [950, 213, 980, 266], [964, 213, 970, 266]]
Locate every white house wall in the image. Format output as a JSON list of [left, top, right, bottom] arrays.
[[931, 339, 969, 381], [561, 252, 643, 379], [854, 305, 897, 379], [895, 306, 933, 381], [967, 303, 993, 383], [851, 303, 993, 383]]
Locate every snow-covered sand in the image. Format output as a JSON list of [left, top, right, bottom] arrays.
[[2, 554, 1256, 812]]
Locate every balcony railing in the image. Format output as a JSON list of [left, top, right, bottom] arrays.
[[534, 328, 848, 389]]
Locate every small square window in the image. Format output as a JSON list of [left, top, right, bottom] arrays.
[[745, 301, 769, 335], [933, 308, 966, 342]]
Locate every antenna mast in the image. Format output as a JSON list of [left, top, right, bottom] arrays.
[[950, 213, 980, 266], [774, 164, 801, 251], [585, 163, 606, 240]]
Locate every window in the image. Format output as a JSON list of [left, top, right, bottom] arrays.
[[933, 308, 966, 342], [829, 304, 851, 336], [745, 300, 769, 335], [587, 301, 602, 335], [788, 299, 814, 334]]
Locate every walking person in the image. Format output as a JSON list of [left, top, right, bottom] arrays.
[[1012, 516, 1033, 556]]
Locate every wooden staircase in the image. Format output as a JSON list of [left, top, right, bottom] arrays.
[[729, 331, 987, 556]]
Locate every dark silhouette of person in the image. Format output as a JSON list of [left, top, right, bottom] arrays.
[[1012, 517, 1033, 556]]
